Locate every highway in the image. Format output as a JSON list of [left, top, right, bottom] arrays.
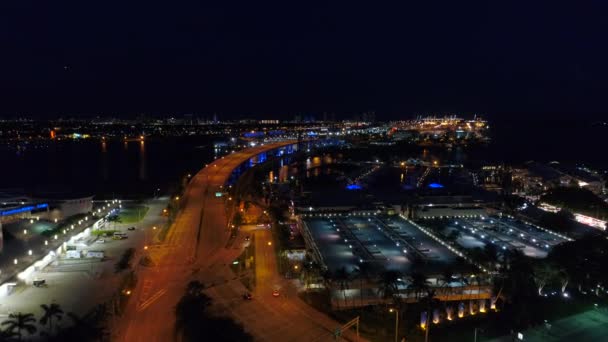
[[118, 141, 361, 342]]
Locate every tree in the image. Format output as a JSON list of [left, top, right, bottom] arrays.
[[408, 272, 429, 300], [352, 262, 372, 307], [377, 270, 400, 303], [175, 281, 252, 341], [175, 281, 212, 339], [40, 303, 64, 335], [482, 244, 499, 270], [52, 306, 109, 342], [532, 261, 559, 296], [301, 259, 321, 291], [334, 267, 350, 308], [232, 212, 244, 227], [496, 250, 540, 329], [439, 267, 454, 297], [107, 215, 122, 230], [420, 289, 441, 342], [0, 328, 16, 342], [548, 234, 608, 294], [558, 268, 569, 294], [1, 313, 37, 341]]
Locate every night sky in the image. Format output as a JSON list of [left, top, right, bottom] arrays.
[[1, 1, 606, 120]]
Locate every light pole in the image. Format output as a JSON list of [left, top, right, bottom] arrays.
[[389, 307, 399, 342]]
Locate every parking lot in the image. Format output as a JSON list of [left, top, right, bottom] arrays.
[[444, 215, 568, 258], [303, 215, 464, 275], [0, 198, 168, 329]]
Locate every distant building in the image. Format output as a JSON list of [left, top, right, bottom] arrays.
[[411, 196, 487, 219], [361, 111, 376, 123], [478, 165, 512, 193], [259, 119, 279, 124]]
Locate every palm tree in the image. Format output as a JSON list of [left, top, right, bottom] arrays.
[[558, 268, 569, 294], [377, 270, 400, 304], [351, 266, 362, 307], [352, 262, 372, 307], [40, 303, 64, 335], [301, 259, 321, 291], [483, 243, 499, 271], [532, 261, 559, 296], [320, 269, 335, 307], [0, 328, 16, 342], [420, 289, 441, 342], [186, 280, 205, 296], [1, 313, 37, 341], [55, 308, 108, 342], [439, 268, 454, 298], [175, 281, 212, 339], [408, 272, 429, 300], [107, 214, 122, 230], [334, 267, 350, 308]]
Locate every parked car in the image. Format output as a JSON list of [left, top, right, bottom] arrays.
[[96, 239, 105, 244], [33, 279, 46, 287], [127, 227, 136, 231]]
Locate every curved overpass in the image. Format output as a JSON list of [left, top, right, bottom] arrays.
[[120, 140, 360, 342]]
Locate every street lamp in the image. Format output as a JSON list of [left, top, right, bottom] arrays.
[[389, 308, 399, 342], [28, 250, 32, 256]]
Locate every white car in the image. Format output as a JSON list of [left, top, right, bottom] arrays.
[[96, 239, 105, 244]]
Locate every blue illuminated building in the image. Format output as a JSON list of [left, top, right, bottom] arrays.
[[346, 184, 363, 190], [0, 203, 49, 217]]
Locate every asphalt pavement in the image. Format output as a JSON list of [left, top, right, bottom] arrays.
[[118, 141, 365, 342]]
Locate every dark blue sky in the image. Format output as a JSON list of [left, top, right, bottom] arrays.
[[1, 1, 606, 120]]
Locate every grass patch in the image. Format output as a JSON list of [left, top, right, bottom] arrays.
[[117, 205, 149, 223], [91, 229, 118, 237]]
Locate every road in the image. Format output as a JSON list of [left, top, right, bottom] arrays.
[[118, 141, 360, 341]]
